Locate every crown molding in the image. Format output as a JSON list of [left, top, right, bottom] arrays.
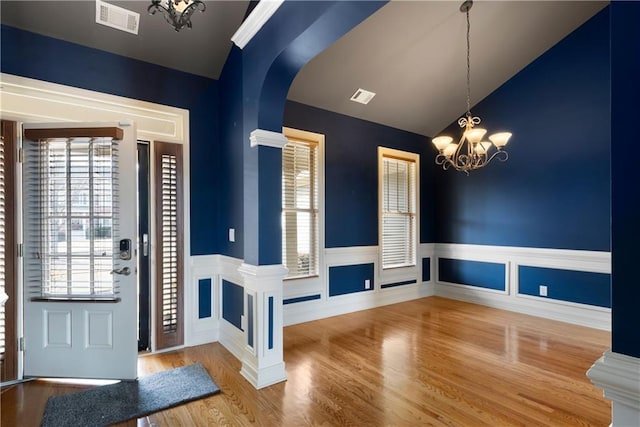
[[231, 0, 285, 49]]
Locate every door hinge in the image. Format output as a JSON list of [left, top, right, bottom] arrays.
[[18, 147, 24, 163], [17, 243, 23, 257], [19, 337, 24, 351]]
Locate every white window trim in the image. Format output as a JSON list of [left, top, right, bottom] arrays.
[[281, 127, 325, 295], [378, 146, 420, 281]]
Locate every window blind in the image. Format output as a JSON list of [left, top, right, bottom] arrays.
[[160, 153, 179, 333], [0, 120, 17, 381], [154, 141, 183, 349], [23, 135, 120, 299], [0, 131, 7, 357], [381, 156, 416, 269], [282, 137, 319, 278]]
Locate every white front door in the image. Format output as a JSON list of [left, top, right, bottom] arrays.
[[22, 122, 137, 379]]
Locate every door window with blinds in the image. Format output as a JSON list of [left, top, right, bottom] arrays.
[[23, 128, 122, 299], [379, 147, 419, 269], [282, 128, 322, 279], [154, 141, 183, 349]]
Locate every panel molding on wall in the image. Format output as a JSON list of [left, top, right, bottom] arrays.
[[434, 243, 611, 330], [283, 244, 436, 326]]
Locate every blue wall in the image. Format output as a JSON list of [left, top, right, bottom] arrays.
[[439, 259, 505, 291], [217, 46, 245, 259], [284, 101, 435, 248], [519, 266, 610, 308], [222, 280, 243, 330], [434, 8, 610, 252], [610, 2, 640, 358], [0, 25, 221, 256], [328, 263, 375, 297], [198, 278, 212, 319]]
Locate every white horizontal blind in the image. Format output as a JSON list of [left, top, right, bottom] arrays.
[[282, 137, 319, 278], [382, 155, 416, 269], [0, 131, 6, 355], [160, 153, 179, 334], [23, 137, 120, 298]]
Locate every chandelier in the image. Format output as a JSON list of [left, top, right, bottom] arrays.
[[148, 0, 205, 32], [432, 0, 512, 174]]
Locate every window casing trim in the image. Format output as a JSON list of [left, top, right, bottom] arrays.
[[282, 127, 325, 282], [378, 146, 420, 275]]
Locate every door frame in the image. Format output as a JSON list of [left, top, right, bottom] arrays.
[[137, 142, 151, 352], [0, 73, 191, 378]]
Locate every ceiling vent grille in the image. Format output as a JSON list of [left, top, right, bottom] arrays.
[[350, 88, 376, 105], [95, 0, 140, 35]]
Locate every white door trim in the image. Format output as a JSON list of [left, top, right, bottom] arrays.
[[0, 73, 191, 376]]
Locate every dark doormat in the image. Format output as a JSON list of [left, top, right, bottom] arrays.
[[41, 363, 220, 427]]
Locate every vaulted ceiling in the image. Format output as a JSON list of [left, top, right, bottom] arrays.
[[0, 1, 608, 136]]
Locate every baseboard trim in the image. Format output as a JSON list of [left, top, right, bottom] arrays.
[[588, 350, 640, 426], [434, 283, 610, 330], [284, 282, 434, 326]]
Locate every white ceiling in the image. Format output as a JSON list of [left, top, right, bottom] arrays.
[[288, 0, 608, 136], [0, 1, 608, 137]]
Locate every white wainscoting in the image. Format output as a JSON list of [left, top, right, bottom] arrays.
[[189, 243, 611, 352], [187, 255, 243, 347], [433, 244, 611, 330], [283, 244, 436, 326]]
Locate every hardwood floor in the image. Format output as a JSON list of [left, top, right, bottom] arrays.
[[1, 297, 611, 426]]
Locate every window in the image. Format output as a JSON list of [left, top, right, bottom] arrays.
[[379, 148, 419, 269], [154, 141, 184, 349], [23, 129, 121, 299], [1, 120, 17, 381], [282, 128, 323, 279]]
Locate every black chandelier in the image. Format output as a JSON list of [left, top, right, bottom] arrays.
[[148, 0, 206, 32]]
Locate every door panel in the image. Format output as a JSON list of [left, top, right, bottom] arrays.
[[23, 122, 137, 379]]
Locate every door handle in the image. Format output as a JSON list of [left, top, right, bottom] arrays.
[[143, 233, 149, 257], [111, 267, 131, 276]]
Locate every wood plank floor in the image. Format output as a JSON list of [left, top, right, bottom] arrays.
[[1, 297, 611, 426]]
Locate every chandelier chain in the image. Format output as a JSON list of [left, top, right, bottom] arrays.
[[466, 6, 471, 117]]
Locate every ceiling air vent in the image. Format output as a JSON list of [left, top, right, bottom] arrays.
[[350, 88, 376, 105], [95, 0, 140, 35]]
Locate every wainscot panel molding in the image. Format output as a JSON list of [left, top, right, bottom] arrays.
[[188, 255, 220, 346], [238, 263, 288, 389], [588, 350, 640, 426], [188, 255, 243, 348], [433, 244, 611, 330], [219, 318, 246, 362], [284, 281, 433, 327], [284, 244, 435, 326]]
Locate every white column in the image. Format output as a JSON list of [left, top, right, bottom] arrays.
[[587, 350, 640, 426], [238, 262, 288, 389]]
